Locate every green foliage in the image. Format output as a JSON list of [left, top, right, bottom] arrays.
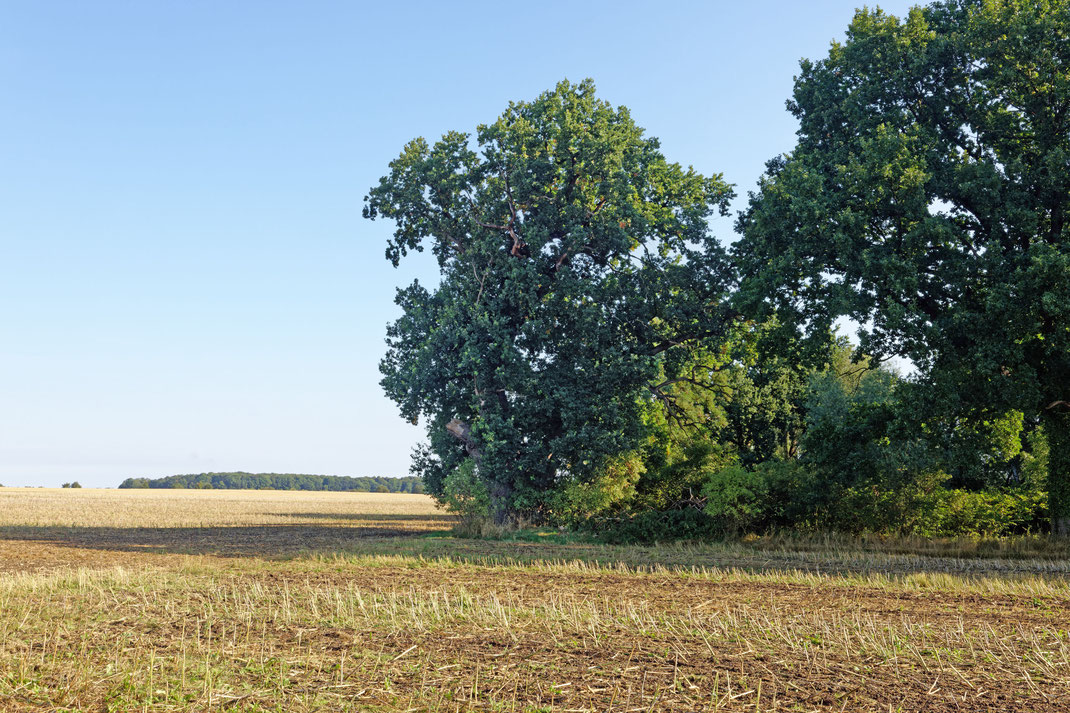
[[912, 487, 1048, 537], [632, 433, 732, 512], [828, 471, 948, 535], [585, 508, 721, 545], [702, 460, 808, 533], [1022, 427, 1049, 490], [734, 0, 1070, 533], [799, 354, 956, 532], [718, 322, 811, 465], [440, 459, 490, 521], [61, 481, 82, 489], [552, 452, 644, 525], [928, 409, 1028, 489], [366, 79, 736, 522], [628, 336, 746, 512], [701, 465, 769, 533], [802, 361, 908, 494], [117, 473, 422, 493]]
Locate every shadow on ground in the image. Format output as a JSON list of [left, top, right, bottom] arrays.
[[3, 521, 1069, 579], [0, 519, 454, 559], [269, 512, 450, 522]]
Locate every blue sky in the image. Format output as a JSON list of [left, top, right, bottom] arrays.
[[0, 0, 917, 487]]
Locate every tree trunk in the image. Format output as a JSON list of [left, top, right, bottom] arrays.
[[446, 418, 515, 524], [489, 480, 514, 526], [1044, 409, 1070, 537]]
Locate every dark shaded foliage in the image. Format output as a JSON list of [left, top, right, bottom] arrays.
[[584, 508, 721, 545], [118, 473, 424, 493]]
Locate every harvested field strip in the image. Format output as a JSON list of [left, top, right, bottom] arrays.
[[8, 524, 1070, 581], [315, 535, 1070, 579], [1, 565, 1068, 712], [306, 550, 1070, 599], [2, 490, 1069, 711]]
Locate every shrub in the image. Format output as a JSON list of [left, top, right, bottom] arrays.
[[441, 459, 490, 522], [702, 460, 809, 533], [915, 488, 1048, 537], [552, 453, 643, 525], [823, 472, 1048, 536], [701, 465, 768, 532], [828, 474, 942, 535], [586, 508, 721, 545], [633, 436, 733, 512]]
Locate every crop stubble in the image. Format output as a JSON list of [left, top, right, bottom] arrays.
[[0, 488, 1067, 711]]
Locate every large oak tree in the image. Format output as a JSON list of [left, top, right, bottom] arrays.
[[365, 80, 735, 522], [734, 1, 1070, 533]]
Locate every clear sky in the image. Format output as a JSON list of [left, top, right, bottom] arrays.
[[0, 0, 918, 487]]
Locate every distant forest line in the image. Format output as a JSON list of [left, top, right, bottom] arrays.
[[118, 472, 425, 493]]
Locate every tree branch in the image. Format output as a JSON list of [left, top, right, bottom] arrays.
[[446, 418, 482, 464]]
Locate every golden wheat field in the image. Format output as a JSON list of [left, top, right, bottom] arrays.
[[0, 487, 444, 529], [1, 488, 1069, 712]]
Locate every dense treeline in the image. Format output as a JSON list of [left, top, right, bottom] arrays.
[[580, 337, 1050, 542], [366, 0, 1068, 539], [118, 473, 425, 493]]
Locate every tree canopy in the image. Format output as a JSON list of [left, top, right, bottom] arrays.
[[733, 0, 1070, 533], [365, 80, 737, 522]]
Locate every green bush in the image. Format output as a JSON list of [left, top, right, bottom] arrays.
[[701, 465, 768, 532], [441, 460, 490, 522], [552, 453, 643, 525], [702, 460, 809, 533], [828, 475, 940, 535], [914, 488, 1048, 537], [823, 463, 1048, 536], [586, 508, 720, 545], [633, 435, 733, 512]]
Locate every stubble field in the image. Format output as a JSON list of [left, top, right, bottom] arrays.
[[0, 488, 1068, 712]]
